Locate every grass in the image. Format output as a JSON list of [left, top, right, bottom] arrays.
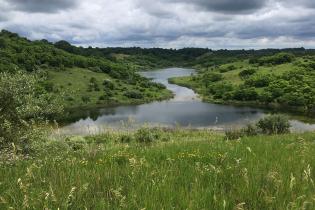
[[47, 67, 172, 109], [1, 129, 315, 209]]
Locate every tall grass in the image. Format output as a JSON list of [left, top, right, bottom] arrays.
[[1, 129, 315, 209]]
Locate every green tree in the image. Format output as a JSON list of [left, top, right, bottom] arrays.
[[0, 72, 63, 150]]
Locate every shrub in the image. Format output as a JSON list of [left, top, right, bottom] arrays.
[[88, 77, 99, 91], [120, 135, 133, 143], [208, 81, 234, 99], [42, 81, 55, 92], [244, 74, 272, 87], [219, 65, 236, 73], [256, 115, 290, 135], [239, 69, 256, 79], [251, 53, 295, 65], [203, 72, 223, 84], [65, 136, 87, 151], [225, 124, 259, 140], [0, 72, 63, 150], [152, 82, 166, 90], [135, 128, 161, 143], [233, 87, 258, 101], [81, 95, 91, 103], [103, 79, 115, 90], [124, 90, 143, 99], [225, 129, 244, 140]]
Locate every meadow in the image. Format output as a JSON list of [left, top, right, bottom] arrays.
[[1, 129, 315, 209]]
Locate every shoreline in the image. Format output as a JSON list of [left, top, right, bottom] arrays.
[[168, 76, 315, 119]]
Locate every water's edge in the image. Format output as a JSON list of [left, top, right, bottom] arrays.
[[58, 68, 315, 135]]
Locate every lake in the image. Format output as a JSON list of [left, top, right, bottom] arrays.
[[59, 68, 315, 135]]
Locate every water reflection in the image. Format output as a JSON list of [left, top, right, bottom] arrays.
[[60, 68, 315, 135]]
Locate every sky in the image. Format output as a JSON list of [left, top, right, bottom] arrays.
[[0, 0, 315, 49]]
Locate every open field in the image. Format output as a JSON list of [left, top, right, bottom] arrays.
[[1, 129, 315, 209]]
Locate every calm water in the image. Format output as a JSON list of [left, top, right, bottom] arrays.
[[60, 68, 315, 135]]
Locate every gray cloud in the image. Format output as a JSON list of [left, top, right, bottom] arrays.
[[170, 0, 268, 14], [281, 0, 315, 8], [1, 0, 315, 49], [0, 13, 8, 22], [7, 0, 78, 13]]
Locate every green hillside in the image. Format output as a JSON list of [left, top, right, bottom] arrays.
[[0, 30, 172, 109], [170, 52, 315, 113]]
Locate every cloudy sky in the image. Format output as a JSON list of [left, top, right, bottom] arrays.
[[0, 0, 314, 49]]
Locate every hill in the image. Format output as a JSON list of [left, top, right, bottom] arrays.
[[170, 52, 315, 113], [0, 30, 172, 109], [1, 29, 315, 113]]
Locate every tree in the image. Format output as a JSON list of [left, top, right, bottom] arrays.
[[0, 72, 63, 150]]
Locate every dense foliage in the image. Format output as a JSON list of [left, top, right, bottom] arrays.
[[171, 52, 315, 113], [0, 30, 173, 108], [0, 30, 136, 80], [0, 71, 62, 150]]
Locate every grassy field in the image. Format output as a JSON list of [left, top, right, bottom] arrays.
[[47, 67, 173, 109], [1, 129, 315, 209]]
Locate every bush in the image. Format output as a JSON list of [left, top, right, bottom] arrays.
[[103, 79, 115, 90], [81, 95, 91, 103], [120, 135, 133, 143], [252, 53, 295, 66], [208, 82, 234, 99], [0, 72, 63, 150], [256, 115, 290, 135], [244, 74, 272, 87], [88, 77, 99, 91], [219, 65, 236, 73], [124, 90, 143, 99], [135, 128, 161, 143], [233, 87, 258, 101], [225, 129, 245, 140], [225, 124, 259, 140], [239, 69, 256, 79], [65, 136, 87, 151], [203, 72, 223, 84]]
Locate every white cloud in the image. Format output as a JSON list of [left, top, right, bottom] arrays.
[[0, 0, 314, 48]]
